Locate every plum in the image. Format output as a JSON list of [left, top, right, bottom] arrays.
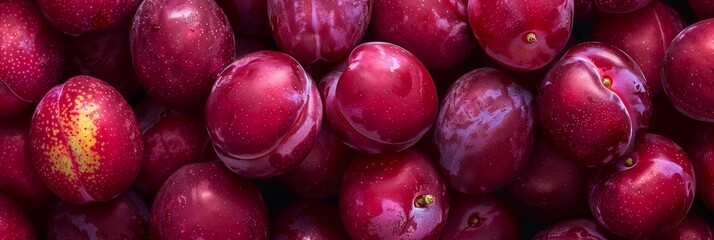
[[278, 125, 352, 199], [0, 0, 64, 118], [537, 42, 651, 167], [688, 0, 714, 20], [273, 200, 349, 240], [0, 194, 35, 240], [439, 193, 520, 240], [589, 134, 695, 239], [215, 0, 271, 38], [267, 0, 371, 65], [591, 0, 686, 95], [65, 24, 143, 99], [321, 42, 438, 153], [532, 218, 618, 240], [594, 0, 653, 13], [504, 140, 591, 221], [48, 191, 149, 239], [36, 0, 139, 36], [30, 75, 143, 204], [467, 0, 573, 71], [130, 0, 234, 109], [663, 19, 714, 122], [662, 214, 713, 239], [689, 124, 714, 212], [206, 51, 322, 178], [575, 0, 596, 20], [133, 98, 213, 198], [371, 0, 476, 70], [150, 162, 269, 239], [340, 149, 448, 240], [434, 68, 534, 194]]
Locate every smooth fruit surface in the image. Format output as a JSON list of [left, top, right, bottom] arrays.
[[273, 200, 349, 240], [689, 124, 714, 212], [537, 42, 651, 167], [662, 214, 713, 239], [215, 0, 270, 38], [434, 68, 534, 194], [688, 0, 714, 20], [206, 51, 322, 178], [0, 194, 35, 240], [30, 75, 143, 204], [532, 218, 617, 240], [439, 193, 520, 240], [467, 0, 574, 71], [37, 0, 139, 35], [594, 0, 654, 13], [589, 134, 695, 239]]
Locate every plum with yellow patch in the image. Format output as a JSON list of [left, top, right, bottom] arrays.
[[29, 75, 143, 204]]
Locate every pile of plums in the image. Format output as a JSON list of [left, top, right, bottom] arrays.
[[3, 0, 714, 239]]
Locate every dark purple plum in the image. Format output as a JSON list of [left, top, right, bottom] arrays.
[[48, 191, 149, 239], [650, 94, 701, 148], [0, 0, 64, 118], [215, 0, 271, 38], [37, 0, 140, 35], [467, 0, 573, 71], [575, 0, 596, 20], [321, 42, 438, 153], [663, 19, 714, 122], [130, 0, 234, 109], [532, 218, 618, 240], [150, 162, 269, 239], [504, 140, 591, 220], [439, 193, 520, 240], [589, 134, 695, 239], [537, 42, 651, 167], [434, 68, 534, 194], [0, 194, 35, 240], [340, 149, 448, 240], [273, 200, 349, 240], [591, 0, 686, 95], [688, 0, 714, 20], [278, 125, 351, 199], [594, 0, 653, 13], [206, 51, 322, 178], [133, 98, 213, 198], [662, 214, 714, 239], [371, 0, 476, 70], [689, 124, 714, 212]]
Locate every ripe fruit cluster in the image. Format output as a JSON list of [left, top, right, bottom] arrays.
[[1, 0, 714, 239]]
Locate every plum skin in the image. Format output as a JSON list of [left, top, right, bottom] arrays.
[[537, 42, 651, 167], [439, 193, 520, 240], [0, 0, 64, 118], [688, 0, 714, 20], [434, 68, 534, 194], [130, 0, 235, 109], [467, 0, 574, 71], [206, 51, 322, 179], [273, 200, 349, 240], [150, 162, 269, 239], [0, 194, 35, 240], [589, 134, 695, 239], [321, 42, 438, 153], [36, 0, 140, 36], [532, 218, 617, 240], [663, 19, 714, 122], [29, 75, 143, 205], [689, 124, 714, 212], [340, 149, 448, 240], [215, 0, 271, 38], [594, 0, 653, 13]]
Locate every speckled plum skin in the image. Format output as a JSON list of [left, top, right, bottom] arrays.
[[439, 193, 520, 240], [130, 0, 234, 109], [537, 42, 651, 167], [37, 0, 139, 36], [0, 114, 57, 217], [663, 19, 714, 122], [532, 219, 618, 240], [278, 125, 351, 199], [662, 214, 714, 239], [340, 149, 448, 240], [206, 51, 322, 178], [0, 194, 35, 240], [589, 134, 695, 239], [504, 140, 591, 220], [65, 24, 142, 99], [48, 191, 149, 239], [267, 0, 371, 65], [467, 0, 573, 71], [321, 42, 438, 153], [434, 68, 534, 194], [689, 124, 714, 212], [371, 0, 476, 70], [215, 0, 271, 38], [29, 75, 143, 205], [133, 98, 213, 198], [150, 162, 269, 239], [594, 0, 653, 13], [591, 1, 685, 96], [0, 0, 64, 118], [273, 200, 349, 240], [688, 0, 714, 20]]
